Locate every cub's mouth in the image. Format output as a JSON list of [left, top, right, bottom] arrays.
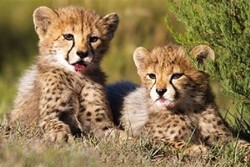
[[71, 55, 95, 73], [72, 61, 87, 73], [156, 97, 176, 109]]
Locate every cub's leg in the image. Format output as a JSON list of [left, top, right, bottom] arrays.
[[145, 126, 209, 156], [78, 80, 114, 138], [39, 71, 82, 142], [199, 106, 232, 145], [199, 106, 250, 160], [145, 114, 208, 157], [166, 140, 209, 156]]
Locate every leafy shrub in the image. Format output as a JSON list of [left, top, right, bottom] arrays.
[[165, 0, 250, 135]]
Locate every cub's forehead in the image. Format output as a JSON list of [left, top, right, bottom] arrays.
[[55, 6, 101, 23], [149, 45, 191, 68]]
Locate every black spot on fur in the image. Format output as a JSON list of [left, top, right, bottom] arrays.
[[96, 118, 102, 122], [95, 108, 101, 112], [55, 97, 60, 102], [61, 102, 67, 106], [102, 127, 109, 131], [83, 93, 89, 96]]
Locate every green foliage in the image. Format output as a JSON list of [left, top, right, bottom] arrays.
[[165, 0, 250, 132]]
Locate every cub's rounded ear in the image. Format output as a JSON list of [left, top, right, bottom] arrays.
[[33, 6, 58, 37], [133, 47, 150, 70], [101, 13, 119, 38], [189, 45, 215, 64]]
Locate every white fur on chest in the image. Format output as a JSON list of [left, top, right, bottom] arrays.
[[14, 65, 38, 106], [122, 87, 149, 136]]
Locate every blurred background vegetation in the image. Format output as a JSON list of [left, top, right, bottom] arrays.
[[0, 0, 237, 128]]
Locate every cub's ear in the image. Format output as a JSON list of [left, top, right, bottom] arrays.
[[101, 13, 119, 39], [133, 47, 150, 70], [33, 6, 58, 37], [189, 45, 215, 64]]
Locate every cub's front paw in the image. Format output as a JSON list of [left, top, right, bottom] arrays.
[[43, 122, 73, 143], [184, 144, 209, 157], [104, 128, 128, 139]]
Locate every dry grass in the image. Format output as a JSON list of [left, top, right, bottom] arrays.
[[0, 121, 248, 167]]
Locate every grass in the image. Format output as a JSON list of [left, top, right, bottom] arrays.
[[0, 122, 249, 167]]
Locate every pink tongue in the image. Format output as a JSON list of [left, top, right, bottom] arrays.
[[74, 64, 85, 73]]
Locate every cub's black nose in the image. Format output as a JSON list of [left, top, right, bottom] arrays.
[[156, 88, 167, 97], [77, 51, 88, 59]]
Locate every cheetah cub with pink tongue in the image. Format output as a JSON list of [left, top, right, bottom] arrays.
[[9, 6, 119, 142], [118, 44, 250, 158]]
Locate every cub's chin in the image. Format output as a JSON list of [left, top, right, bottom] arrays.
[[154, 98, 177, 110]]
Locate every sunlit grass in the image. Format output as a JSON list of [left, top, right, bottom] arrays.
[[0, 123, 248, 167]]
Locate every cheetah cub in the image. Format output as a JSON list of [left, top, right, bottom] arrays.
[[118, 44, 250, 157], [9, 6, 119, 142]]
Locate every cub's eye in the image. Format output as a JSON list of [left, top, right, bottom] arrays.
[[147, 73, 156, 79], [63, 34, 74, 40], [89, 36, 99, 43], [171, 73, 183, 80]]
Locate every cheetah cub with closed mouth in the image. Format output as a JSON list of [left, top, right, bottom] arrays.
[[119, 44, 250, 158], [9, 6, 119, 142]]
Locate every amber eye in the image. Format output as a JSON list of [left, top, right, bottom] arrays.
[[171, 73, 183, 80], [147, 73, 156, 79], [89, 36, 99, 43], [63, 34, 74, 40]]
